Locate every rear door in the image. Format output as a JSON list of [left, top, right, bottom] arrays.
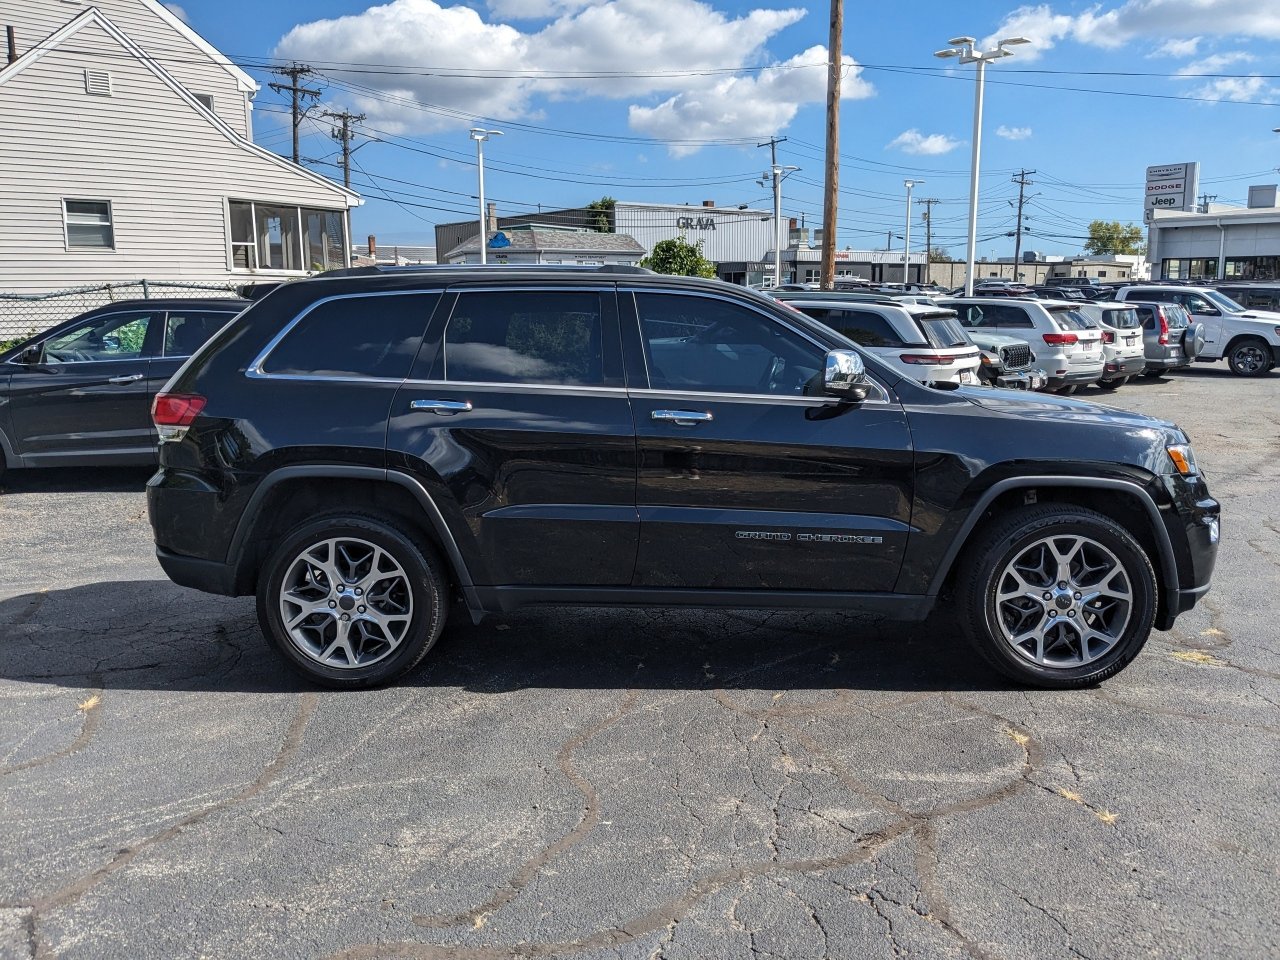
[[147, 307, 243, 396], [622, 287, 914, 593], [387, 285, 638, 588], [7, 308, 158, 464]]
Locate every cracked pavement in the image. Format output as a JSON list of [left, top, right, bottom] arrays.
[[0, 366, 1277, 959]]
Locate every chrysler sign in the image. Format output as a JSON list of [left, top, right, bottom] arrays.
[[1144, 162, 1199, 217]]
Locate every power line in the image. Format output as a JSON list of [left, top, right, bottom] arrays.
[[267, 62, 321, 164]]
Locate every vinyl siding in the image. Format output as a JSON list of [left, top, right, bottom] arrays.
[[5, 0, 254, 139], [0, 19, 354, 293]]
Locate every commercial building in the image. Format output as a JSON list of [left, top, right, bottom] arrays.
[[1148, 185, 1280, 280], [0, 0, 360, 295], [442, 225, 646, 266]]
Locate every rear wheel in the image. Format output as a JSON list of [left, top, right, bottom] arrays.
[[1226, 338, 1272, 377], [1096, 376, 1128, 390], [256, 515, 449, 688], [1054, 385, 1077, 395], [955, 505, 1157, 688]]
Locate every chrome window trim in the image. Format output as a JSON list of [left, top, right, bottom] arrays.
[[246, 289, 443, 380], [441, 287, 615, 387], [404, 379, 627, 399], [628, 386, 893, 406]]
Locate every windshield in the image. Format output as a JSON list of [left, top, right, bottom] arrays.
[[1082, 304, 1140, 329], [916, 314, 971, 348], [1202, 289, 1246, 314], [1053, 307, 1096, 331]]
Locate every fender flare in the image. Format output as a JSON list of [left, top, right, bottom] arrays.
[[927, 475, 1179, 606], [226, 464, 480, 610], [0, 426, 18, 468]]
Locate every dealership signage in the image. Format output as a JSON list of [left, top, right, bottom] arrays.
[[675, 216, 717, 230], [1144, 162, 1199, 220]]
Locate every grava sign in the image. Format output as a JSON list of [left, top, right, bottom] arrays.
[[675, 216, 717, 231]]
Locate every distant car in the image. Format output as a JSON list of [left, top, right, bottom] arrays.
[[963, 329, 1045, 390], [1215, 283, 1280, 313], [784, 297, 982, 386], [943, 296, 1105, 394], [1076, 302, 1148, 388], [1032, 285, 1087, 301], [1128, 301, 1203, 376], [0, 298, 249, 476]]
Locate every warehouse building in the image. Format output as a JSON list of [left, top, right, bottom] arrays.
[[1148, 184, 1280, 280]]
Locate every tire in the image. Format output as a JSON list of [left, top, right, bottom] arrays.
[[1226, 338, 1273, 377], [954, 504, 1157, 689], [1054, 385, 1077, 395], [256, 514, 449, 688], [1096, 376, 1127, 390]]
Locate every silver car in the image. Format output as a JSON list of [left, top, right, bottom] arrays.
[[1127, 301, 1204, 377]]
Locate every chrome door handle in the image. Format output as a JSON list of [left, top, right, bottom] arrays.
[[409, 399, 473, 415], [108, 373, 144, 384], [651, 409, 713, 426]]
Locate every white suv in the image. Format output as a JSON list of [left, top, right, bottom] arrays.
[[942, 297, 1104, 394], [784, 298, 982, 385], [1077, 302, 1147, 388], [1111, 285, 1280, 377]]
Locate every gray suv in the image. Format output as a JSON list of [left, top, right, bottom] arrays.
[[1128, 302, 1203, 376]]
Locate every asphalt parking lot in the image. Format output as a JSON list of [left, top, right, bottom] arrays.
[[1, 367, 1277, 960]]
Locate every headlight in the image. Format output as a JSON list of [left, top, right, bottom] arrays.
[[1166, 444, 1197, 476]]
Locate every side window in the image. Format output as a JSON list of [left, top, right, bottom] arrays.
[[1178, 295, 1212, 314], [801, 308, 906, 347], [261, 293, 437, 378], [1135, 307, 1154, 330], [993, 305, 1034, 328], [42, 311, 154, 362], [635, 293, 824, 396], [440, 291, 616, 386], [163, 311, 237, 357], [955, 305, 983, 327]]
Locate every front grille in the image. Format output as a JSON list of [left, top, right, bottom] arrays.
[[1000, 344, 1033, 370]]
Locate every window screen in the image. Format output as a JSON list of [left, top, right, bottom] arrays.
[[441, 291, 614, 386], [262, 294, 436, 379]]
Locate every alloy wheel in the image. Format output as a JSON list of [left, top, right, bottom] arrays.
[[278, 537, 414, 669], [1232, 344, 1268, 375], [992, 534, 1132, 669]]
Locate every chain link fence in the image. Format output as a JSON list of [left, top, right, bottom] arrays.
[[0, 280, 243, 346]]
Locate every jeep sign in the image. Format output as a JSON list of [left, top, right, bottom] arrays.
[[1144, 161, 1199, 216]]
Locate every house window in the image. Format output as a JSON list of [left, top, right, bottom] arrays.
[[194, 93, 214, 112], [64, 200, 114, 248], [228, 200, 347, 272]]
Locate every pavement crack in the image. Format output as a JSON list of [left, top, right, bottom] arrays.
[[0, 675, 104, 777]]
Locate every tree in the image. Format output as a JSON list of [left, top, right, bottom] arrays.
[[928, 247, 953, 263], [640, 236, 717, 278], [586, 196, 615, 233], [1085, 220, 1146, 256]]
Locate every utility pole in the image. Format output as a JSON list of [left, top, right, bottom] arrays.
[[917, 198, 939, 264], [1198, 193, 1217, 213], [1011, 169, 1035, 277], [820, 0, 843, 290], [269, 63, 321, 164], [324, 109, 366, 189], [759, 136, 786, 286]]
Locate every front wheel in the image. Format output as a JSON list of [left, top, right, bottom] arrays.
[[1054, 385, 1077, 396], [1226, 338, 1273, 377], [256, 515, 449, 688], [955, 505, 1157, 688]]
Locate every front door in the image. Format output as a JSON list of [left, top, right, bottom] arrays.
[[1170, 291, 1224, 349], [388, 286, 639, 587], [622, 289, 915, 593], [7, 309, 158, 464]]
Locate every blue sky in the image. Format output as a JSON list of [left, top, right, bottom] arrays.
[[181, 0, 1280, 255]]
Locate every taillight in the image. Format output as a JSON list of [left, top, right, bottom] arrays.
[[1157, 308, 1170, 345], [1041, 333, 1079, 345], [152, 393, 206, 425], [1101, 330, 1114, 344], [899, 353, 955, 365], [152, 392, 206, 442]]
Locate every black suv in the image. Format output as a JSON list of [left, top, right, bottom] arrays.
[[147, 268, 1219, 689]]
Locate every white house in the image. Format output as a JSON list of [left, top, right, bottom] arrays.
[[0, 0, 361, 294]]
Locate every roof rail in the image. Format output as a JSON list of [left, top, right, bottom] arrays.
[[318, 263, 655, 279]]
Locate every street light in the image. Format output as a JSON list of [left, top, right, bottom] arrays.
[[762, 163, 800, 286], [469, 127, 502, 264], [903, 179, 925, 285], [935, 35, 1030, 295]]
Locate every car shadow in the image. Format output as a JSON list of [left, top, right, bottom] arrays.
[[0, 465, 154, 495], [0, 581, 1015, 695]]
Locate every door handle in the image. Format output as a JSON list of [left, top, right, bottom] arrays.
[[108, 373, 144, 384], [651, 409, 713, 426], [409, 399, 473, 415]]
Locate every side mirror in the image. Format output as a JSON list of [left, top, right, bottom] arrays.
[[16, 344, 42, 364], [823, 349, 870, 402]]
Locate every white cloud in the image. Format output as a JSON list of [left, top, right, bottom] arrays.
[[986, 1, 1280, 61], [1149, 36, 1200, 57], [274, 0, 817, 143], [1188, 75, 1269, 102], [1176, 51, 1254, 76], [887, 129, 960, 156], [630, 47, 872, 155], [996, 124, 1032, 140], [163, 3, 189, 22]]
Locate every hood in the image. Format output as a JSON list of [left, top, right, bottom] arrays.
[[1237, 309, 1280, 322], [959, 386, 1182, 436], [965, 331, 1031, 350]]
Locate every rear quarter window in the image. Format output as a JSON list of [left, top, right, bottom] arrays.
[[260, 292, 439, 379], [801, 307, 912, 347]]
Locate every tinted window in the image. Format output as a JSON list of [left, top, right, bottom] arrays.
[[43, 311, 154, 362], [636, 293, 824, 395], [916, 314, 970, 348], [1135, 306, 1155, 329], [1105, 308, 1139, 329], [163, 310, 238, 357], [800, 307, 910, 347], [262, 293, 436, 379], [443, 291, 614, 386], [978, 304, 1034, 328], [1054, 308, 1095, 331]]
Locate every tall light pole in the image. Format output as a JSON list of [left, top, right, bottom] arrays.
[[935, 35, 1030, 296], [903, 178, 924, 286], [761, 160, 799, 286], [469, 127, 502, 264]]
